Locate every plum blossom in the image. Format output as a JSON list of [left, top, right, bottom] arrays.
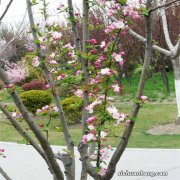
[[112, 53, 123, 62], [100, 147, 111, 160], [112, 84, 120, 93], [100, 41, 106, 48], [74, 89, 83, 98], [87, 39, 97, 44], [98, 168, 107, 176], [82, 133, 97, 144], [86, 116, 97, 123], [50, 31, 62, 40], [88, 124, 95, 131]]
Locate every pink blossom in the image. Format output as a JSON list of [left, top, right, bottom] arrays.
[[100, 131, 108, 138], [98, 168, 107, 176], [86, 116, 97, 123], [74, 89, 83, 98], [57, 2, 65, 10], [112, 53, 123, 62], [63, 43, 74, 50], [141, 95, 148, 100], [112, 84, 120, 93], [57, 74, 67, 80], [82, 133, 97, 144], [48, 60, 58, 65], [88, 124, 95, 131], [100, 147, 111, 160], [50, 31, 62, 40], [87, 39, 97, 44], [100, 41, 106, 48], [75, 70, 82, 76], [42, 105, 49, 111], [107, 9, 114, 16]]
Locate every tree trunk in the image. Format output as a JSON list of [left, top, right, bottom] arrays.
[[172, 57, 180, 123]]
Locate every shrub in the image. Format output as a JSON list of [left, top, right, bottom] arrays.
[[21, 80, 46, 91], [20, 90, 52, 115], [62, 96, 82, 124], [61, 96, 104, 124]]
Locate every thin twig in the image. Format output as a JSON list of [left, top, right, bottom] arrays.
[[0, 0, 14, 22]]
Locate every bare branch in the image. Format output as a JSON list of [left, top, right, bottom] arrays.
[[174, 35, 180, 58], [0, 0, 13, 22], [0, 9, 28, 56], [0, 166, 12, 180], [160, 0, 175, 51], [0, 60, 64, 180], [149, 0, 180, 13], [0, 102, 48, 163]]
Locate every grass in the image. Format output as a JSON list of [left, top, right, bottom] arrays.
[[0, 72, 179, 148], [0, 103, 179, 148], [118, 72, 175, 102]]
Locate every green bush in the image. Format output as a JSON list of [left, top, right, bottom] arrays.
[[62, 96, 82, 124], [20, 90, 52, 115], [61, 96, 105, 124]]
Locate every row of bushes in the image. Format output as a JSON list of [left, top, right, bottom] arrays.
[[20, 90, 82, 124]]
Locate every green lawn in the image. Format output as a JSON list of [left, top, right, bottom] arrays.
[[1, 103, 179, 148]]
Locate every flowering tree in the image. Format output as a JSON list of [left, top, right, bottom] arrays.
[[0, 0, 178, 179]]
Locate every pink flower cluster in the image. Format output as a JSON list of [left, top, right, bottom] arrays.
[[107, 105, 127, 126], [36, 105, 59, 114]]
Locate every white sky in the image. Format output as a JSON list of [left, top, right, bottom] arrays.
[[0, 0, 82, 27]]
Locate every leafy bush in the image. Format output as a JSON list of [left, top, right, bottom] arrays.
[[20, 90, 52, 115], [61, 96, 82, 124], [21, 80, 46, 91], [61, 96, 104, 124]]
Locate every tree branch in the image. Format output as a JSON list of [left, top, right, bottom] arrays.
[[174, 35, 180, 58], [0, 166, 12, 180], [0, 60, 64, 180], [160, 0, 175, 51], [103, 0, 153, 179], [26, 0, 75, 179], [95, 1, 171, 57], [149, 0, 180, 13], [0, 102, 49, 164], [0, 0, 13, 22]]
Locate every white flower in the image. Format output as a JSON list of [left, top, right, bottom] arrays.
[[112, 53, 123, 62], [113, 21, 125, 29], [32, 56, 40, 67], [100, 68, 111, 75], [86, 133, 96, 141], [100, 131, 107, 138], [88, 125, 95, 131], [100, 41, 106, 48]]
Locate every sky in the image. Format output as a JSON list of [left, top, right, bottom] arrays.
[[0, 0, 82, 27]]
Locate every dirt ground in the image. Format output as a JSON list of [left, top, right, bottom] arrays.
[[147, 122, 180, 135]]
